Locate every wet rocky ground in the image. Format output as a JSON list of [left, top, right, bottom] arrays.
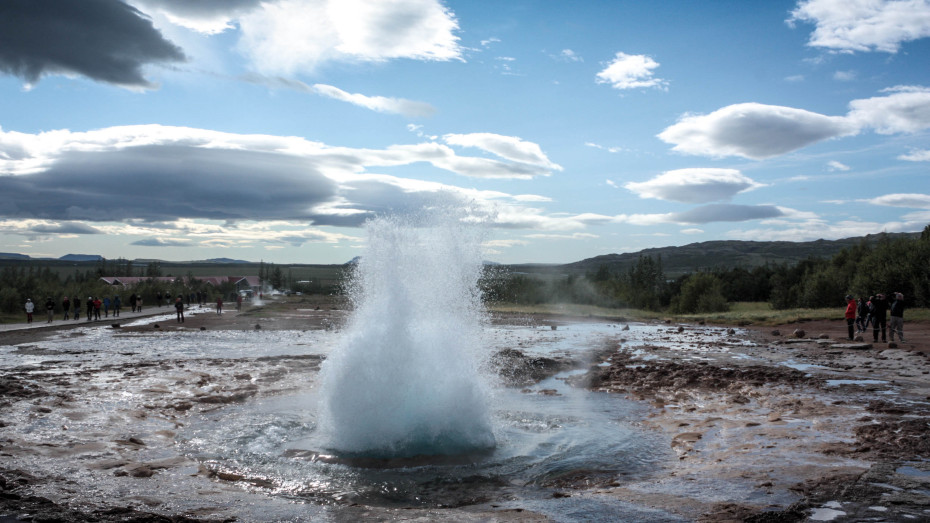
[[1, 300, 929, 522]]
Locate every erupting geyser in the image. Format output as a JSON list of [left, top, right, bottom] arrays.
[[318, 213, 496, 458]]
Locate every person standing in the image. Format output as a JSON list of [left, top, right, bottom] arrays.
[[86, 297, 94, 321], [129, 293, 136, 313], [62, 296, 71, 320], [236, 294, 242, 312], [216, 296, 223, 315], [113, 295, 121, 317], [870, 293, 889, 343], [72, 300, 80, 321], [44, 297, 55, 323], [137, 295, 143, 312], [890, 293, 906, 342], [93, 297, 102, 321], [844, 294, 856, 340], [175, 296, 185, 323], [855, 297, 868, 334], [103, 296, 111, 318], [24, 298, 34, 323]]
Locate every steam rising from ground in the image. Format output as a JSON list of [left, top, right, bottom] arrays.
[[318, 212, 495, 457]]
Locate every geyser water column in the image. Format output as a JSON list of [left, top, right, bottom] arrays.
[[318, 213, 496, 458]]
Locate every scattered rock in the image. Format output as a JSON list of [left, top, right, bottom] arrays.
[[621, 324, 630, 331], [200, 326, 206, 331], [727, 328, 736, 335], [888, 342, 898, 349], [771, 329, 781, 336], [111, 323, 120, 328], [854, 335, 864, 342], [792, 329, 806, 338], [818, 333, 829, 339], [254, 324, 262, 330], [550, 325, 557, 330], [153, 324, 160, 329], [677, 326, 684, 333]]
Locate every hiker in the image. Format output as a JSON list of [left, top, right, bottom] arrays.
[[870, 293, 888, 343], [24, 298, 34, 323], [175, 296, 185, 323], [890, 293, 906, 343], [45, 297, 55, 323], [156, 292, 163, 307], [855, 297, 868, 334], [844, 294, 856, 340], [72, 300, 80, 321], [62, 296, 71, 320]]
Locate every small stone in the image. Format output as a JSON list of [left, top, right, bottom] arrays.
[[254, 324, 262, 330], [888, 342, 898, 349], [792, 329, 806, 338], [153, 324, 160, 329], [550, 325, 557, 330], [727, 328, 736, 335], [818, 333, 829, 339], [111, 323, 120, 328], [621, 324, 630, 331], [200, 326, 206, 330], [771, 329, 781, 336], [677, 326, 684, 333]]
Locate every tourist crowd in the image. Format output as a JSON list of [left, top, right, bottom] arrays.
[[21, 290, 245, 324], [844, 292, 906, 343]]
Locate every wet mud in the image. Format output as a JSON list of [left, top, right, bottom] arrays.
[[1, 303, 929, 521]]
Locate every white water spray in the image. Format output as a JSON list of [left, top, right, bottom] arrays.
[[318, 213, 496, 457]]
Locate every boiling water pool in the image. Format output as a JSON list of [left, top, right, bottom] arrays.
[[0, 319, 735, 521]]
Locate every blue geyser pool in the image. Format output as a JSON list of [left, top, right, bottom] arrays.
[[317, 213, 496, 458]]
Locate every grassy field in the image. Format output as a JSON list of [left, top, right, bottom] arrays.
[[486, 301, 930, 326]]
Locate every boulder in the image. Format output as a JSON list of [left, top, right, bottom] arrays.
[[792, 329, 806, 338]]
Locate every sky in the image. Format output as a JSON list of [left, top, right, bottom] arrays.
[[1, 0, 929, 265]]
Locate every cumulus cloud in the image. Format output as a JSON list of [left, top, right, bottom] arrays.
[[624, 168, 764, 203], [0, 0, 185, 88], [847, 86, 930, 134], [899, 149, 930, 161], [237, 0, 462, 75], [658, 103, 855, 159], [595, 52, 667, 91], [443, 133, 562, 171], [788, 0, 930, 53], [866, 193, 930, 208], [129, 0, 262, 34]]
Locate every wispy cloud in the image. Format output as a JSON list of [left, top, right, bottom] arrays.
[[898, 149, 930, 161], [866, 193, 930, 209], [827, 160, 850, 171]]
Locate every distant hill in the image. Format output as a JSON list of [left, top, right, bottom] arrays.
[[58, 254, 103, 262], [202, 258, 252, 264], [513, 232, 921, 278], [0, 252, 31, 260]]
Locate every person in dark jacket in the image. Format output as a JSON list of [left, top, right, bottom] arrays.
[[844, 295, 857, 340], [86, 297, 94, 321], [44, 297, 55, 323], [855, 297, 868, 334], [870, 293, 889, 343], [175, 296, 185, 323], [889, 293, 905, 342], [113, 295, 121, 317], [62, 296, 71, 320]]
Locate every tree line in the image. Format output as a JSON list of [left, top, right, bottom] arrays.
[[482, 225, 930, 314]]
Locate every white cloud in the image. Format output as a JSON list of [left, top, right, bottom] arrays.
[[833, 70, 857, 81], [480, 37, 500, 47], [827, 160, 850, 171], [443, 133, 562, 171], [785, 74, 806, 82], [585, 142, 626, 153], [553, 49, 583, 62], [866, 193, 930, 208], [312, 83, 436, 117], [657, 103, 856, 159], [524, 233, 599, 240], [624, 168, 764, 203], [129, 0, 263, 34], [788, 0, 930, 53], [681, 228, 704, 234], [727, 218, 924, 242], [847, 85, 930, 134], [595, 52, 667, 91], [899, 149, 930, 161], [237, 0, 462, 75]]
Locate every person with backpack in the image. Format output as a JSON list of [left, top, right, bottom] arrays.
[[870, 293, 889, 343], [890, 293, 906, 343]]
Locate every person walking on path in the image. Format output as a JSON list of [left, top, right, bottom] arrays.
[[103, 296, 111, 318], [113, 295, 121, 317], [129, 293, 137, 313], [72, 300, 80, 321], [62, 296, 71, 320], [890, 293, 906, 342], [93, 297, 102, 321], [844, 294, 857, 340], [216, 296, 223, 315], [175, 296, 185, 323], [86, 297, 94, 321], [870, 293, 889, 343], [236, 294, 242, 312], [44, 297, 55, 323], [24, 298, 34, 323], [137, 296, 143, 312]]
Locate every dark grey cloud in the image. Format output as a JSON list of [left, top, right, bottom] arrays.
[[671, 204, 784, 224], [0, 145, 339, 222], [132, 238, 191, 246], [0, 0, 185, 87], [30, 222, 102, 234]]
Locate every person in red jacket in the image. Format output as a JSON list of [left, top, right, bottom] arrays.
[[844, 294, 857, 340]]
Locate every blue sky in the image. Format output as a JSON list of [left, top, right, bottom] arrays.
[[1, 0, 929, 264]]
